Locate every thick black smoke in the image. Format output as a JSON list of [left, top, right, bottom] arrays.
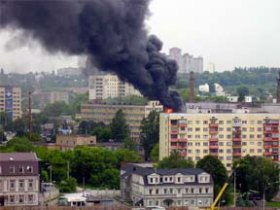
[[0, 0, 184, 111]]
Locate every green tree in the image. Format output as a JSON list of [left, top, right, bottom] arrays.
[[140, 111, 160, 161], [235, 156, 280, 201], [151, 144, 159, 162], [111, 109, 130, 142], [6, 137, 34, 152], [43, 101, 72, 117], [237, 86, 249, 102], [158, 150, 194, 169], [59, 177, 77, 193], [91, 126, 112, 142], [196, 155, 228, 199]]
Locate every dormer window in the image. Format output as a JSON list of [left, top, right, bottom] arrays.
[[9, 166, 15, 173], [26, 166, 33, 173], [177, 177, 181, 182], [150, 178, 153, 183], [19, 166, 24, 173]]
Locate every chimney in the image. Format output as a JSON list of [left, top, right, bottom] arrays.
[[189, 71, 195, 103], [277, 71, 280, 103]]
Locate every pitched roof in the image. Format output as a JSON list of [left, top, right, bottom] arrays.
[[0, 152, 38, 162]]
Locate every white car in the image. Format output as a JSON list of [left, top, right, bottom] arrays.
[[145, 206, 166, 210]]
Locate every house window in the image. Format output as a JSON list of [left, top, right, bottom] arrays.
[[19, 195, 24, 203], [9, 195, 15, 203], [19, 166, 24, 173], [19, 180, 24, 190], [26, 166, 33, 173], [9, 166, 15, 173], [28, 180, 33, 189], [10, 180, 15, 190], [177, 177, 181, 182], [28, 194, 33, 203]]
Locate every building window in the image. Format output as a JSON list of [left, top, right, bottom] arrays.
[[205, 188, 209, 193], [199, 188, 202, 193], [203, 128, 208, 132], [170, 188, 173, 194], [19, 180, 25, 190], [191, 188, 194, 193], [164, 188, 167, 194], [9, 166, 15, 173], [26, 166, 33, 173], [149, 189, 152, 195], [28, 179, 33, 189], [177, 177, 181, 182], [9, 195, 15, 203], [242, 128, 247, 132], [203, 142, 208, 146], [19, 166, 24, 173], [10, 180, 15, 191], [19, 195, 24, 203], [195, 127, 200, 131]]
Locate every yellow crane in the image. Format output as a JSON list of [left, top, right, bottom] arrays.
[[201, 164, 239, 210]]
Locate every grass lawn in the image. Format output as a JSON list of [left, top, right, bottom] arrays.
[[266, 201, 280, 208]]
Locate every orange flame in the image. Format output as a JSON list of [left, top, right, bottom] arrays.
[[165, 108, 173, 113]]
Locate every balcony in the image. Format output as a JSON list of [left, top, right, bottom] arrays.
[[171, 130, 178, 134], [264, 137, 273, 141], [232, 144, 242, 148], [264, 145, 272, 149], [178, 138, 188, 143], [209, 137, 218, 142], [209, 144, 218, 149], [210, 130, 218, 135], [264, 151, 272, 156], [233, 152, 241, 156], [232, 137, 241, 142], [209, 123, 218, 127], [171, 138, 178, 143]]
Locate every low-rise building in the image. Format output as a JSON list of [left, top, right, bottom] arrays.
[[121, 164, 213, 208], [159, 113, 280, 171], [56, 135, 97, 151], [80, 101, 163, 142], [0, 153, 40, 206]]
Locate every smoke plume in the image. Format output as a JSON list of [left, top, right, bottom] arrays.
[[0, 0, 184, 111]]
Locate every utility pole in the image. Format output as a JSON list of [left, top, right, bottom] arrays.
[[28, 91, 32, 140], [67, 160, 70, 179], [233, 170, 236, 207]]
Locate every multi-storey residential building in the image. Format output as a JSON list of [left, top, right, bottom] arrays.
[[34, 91, 69, 108], [277, 71, 280, 103], [0, 86, 22, 121], [56, 135, 97, 151], [159, 113, 280, 171], [168, 48, 204, 74], [81, 101, 163, 142], [121, 164, 213, 208], [0, 153, 40, 206], [88, 74, 141, 100]]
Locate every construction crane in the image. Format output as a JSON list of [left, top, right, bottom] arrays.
[[201, 164, 239, 210]]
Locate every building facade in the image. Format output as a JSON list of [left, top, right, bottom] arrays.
[[159, 113, 280, 171], [0, 86, 22, 121], [88, 74, 142, 100], [56, 135, 97, 151], [0, 153, 40, 206], [277, 71, 280, 103], [121, 164, 213, 208], [34, 91, 69, 108], [80, 101, 163, 142]]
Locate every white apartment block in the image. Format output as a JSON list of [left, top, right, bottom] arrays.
[[160, 113, 280, 171], [88, 74, 142, 100], [121, 164, 213, 208]]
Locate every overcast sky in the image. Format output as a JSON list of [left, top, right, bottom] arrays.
[[1, 0, 280, 72]]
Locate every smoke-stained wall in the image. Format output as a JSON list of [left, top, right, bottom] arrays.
[[0, 0, 183, 111]]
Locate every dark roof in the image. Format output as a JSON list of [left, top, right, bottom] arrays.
[[0, 153, 38, 162], [122, 164, 206, 176], [121, 164, 213, 186]]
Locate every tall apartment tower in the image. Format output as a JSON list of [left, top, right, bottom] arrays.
[[88, 74, 141, 100], [0, 86, 22, 121], [277, 71, 280, 103], [169, 47, 183, 73], [189, 72, 195, 103]]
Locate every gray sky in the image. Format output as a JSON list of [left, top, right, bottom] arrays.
[[1, 0, 280, 72]]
